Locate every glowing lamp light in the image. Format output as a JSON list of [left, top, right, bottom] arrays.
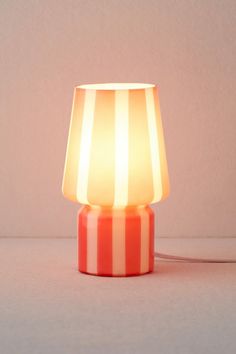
[[62, 83, 169, 276]]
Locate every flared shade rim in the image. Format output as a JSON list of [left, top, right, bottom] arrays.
[[77, 83, 156, 91]]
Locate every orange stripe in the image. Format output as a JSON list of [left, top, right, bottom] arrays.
[[86, 208, 98, 274], [125, 209, 141, 275], [140, 208, 150, 273], [128, 90, 153, 205], [87, 90, 115, 206], [78, 206, 88, 273], [97, 210, 113, 275], [148, 207, 154, 272], [62, 89, 85, 202]]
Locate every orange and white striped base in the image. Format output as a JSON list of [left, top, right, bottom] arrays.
[[78, 206, 154, 276]]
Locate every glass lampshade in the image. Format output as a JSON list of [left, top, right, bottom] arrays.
[[62, 83, 169, 207]]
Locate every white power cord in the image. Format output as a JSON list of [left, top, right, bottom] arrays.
[[155, 252, 236, 263]]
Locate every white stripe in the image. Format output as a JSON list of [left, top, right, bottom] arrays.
[[112, 210, 126, 276], [76, 90, 96, 203], [145, 88, 162, 201], [86, 210, 98, 274], [62, 89, 77, 193], [114, 90, 129, 207], [140, 209, 149, 273]]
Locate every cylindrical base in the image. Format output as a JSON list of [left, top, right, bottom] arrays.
[[78, 206, 154, 277]]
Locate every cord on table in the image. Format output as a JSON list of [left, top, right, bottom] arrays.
[[155, 252, 236, 263]]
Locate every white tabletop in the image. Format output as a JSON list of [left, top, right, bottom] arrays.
[[1, 238, 236, 354]]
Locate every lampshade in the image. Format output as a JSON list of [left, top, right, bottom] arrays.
[[62, 83, 169, 208]]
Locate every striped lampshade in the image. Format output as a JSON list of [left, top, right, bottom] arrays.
[[62, 83, 169, 207]]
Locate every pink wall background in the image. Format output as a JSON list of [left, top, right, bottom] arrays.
[[1, 0, 236, 238]]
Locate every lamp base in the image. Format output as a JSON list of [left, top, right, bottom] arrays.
[[78, 206, 154, 277]]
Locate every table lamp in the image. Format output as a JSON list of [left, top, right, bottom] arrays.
[[62, 83, 169, 276]]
